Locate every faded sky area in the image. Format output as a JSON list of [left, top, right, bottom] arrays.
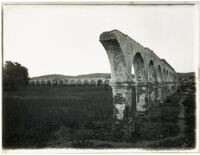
[[3, 4, 196, 77]]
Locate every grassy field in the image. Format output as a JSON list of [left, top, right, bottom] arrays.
[[2, 85, 196, 149]]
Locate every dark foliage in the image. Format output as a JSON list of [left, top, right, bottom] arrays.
[[3, 61, 30, 91]]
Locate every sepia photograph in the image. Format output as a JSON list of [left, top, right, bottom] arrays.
[[1, 1, 199, 152]]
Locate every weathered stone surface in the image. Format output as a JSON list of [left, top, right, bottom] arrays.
[[110, 82, 135, 138]]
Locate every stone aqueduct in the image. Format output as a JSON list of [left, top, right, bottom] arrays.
[[99, 30, 180, 137], [29, 78, 110, 87]]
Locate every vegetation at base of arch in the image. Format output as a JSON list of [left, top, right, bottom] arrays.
[[3, 61, 30, 91]]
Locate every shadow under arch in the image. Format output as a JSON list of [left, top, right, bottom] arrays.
[[97, 79, 103, 86], [148, 60, 157, 107], [90, 80, 96, 86], [133, 53, 146, 83], [157, 65, 165, 103], [83, 79, 89, 86], [157, 65, 162, 83], [132, 52, 148, 113], [104, 79, 110, 87]]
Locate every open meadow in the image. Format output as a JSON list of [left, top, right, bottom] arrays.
[[3, 85, 196, 149]]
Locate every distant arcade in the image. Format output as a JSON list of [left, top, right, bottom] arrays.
[[29, 78, 110, 87]]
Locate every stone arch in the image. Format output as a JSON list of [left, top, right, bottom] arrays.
[[104, 79, 110, 86], [168, 71, 171, 82], [148, 60, 157, 83], [36, 80, 39, 86], [83, 79, 89, 86], [157, 65, 162, 83], [132, 52, 146, 83], [163, 69, 166, 82], [170, 72, 173, 82], [58, 79, 63, 86], [53, 79, 58, 86], [157, 65, 164, 104], [47, 80, 51, 86], [166, 70, 169, 82], [169, 72, 172, 82], [64, 79, 69, 86], [70, 79, 75, 86], [100, 39, 129, 83], [172, 72, 174, 82], [77, 79, 82, 86], [164, 69, 170, 95], [148, 60, 157, 106], [90, 80, 96, 86], [173, 73, 176, 82], [132, 52, 148, 113], [97, 79, 103, 86]]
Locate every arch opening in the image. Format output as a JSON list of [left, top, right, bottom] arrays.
[[148, 60, 157, 83], [133, 53, 146, 84], [163, 69, 166, 82], [77, 79, 82, 86], [97, 79, 103, 86], [90, 80, 96, 86], [104, 79, 110, 86], [166, 70, 169, 82], [83, 79, 89, 86], [132, 53, 147, 113], [157, 65, 162, 83], [47, 80, 51, 87]]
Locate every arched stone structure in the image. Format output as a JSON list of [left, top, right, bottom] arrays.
[[90, 79, 96, 86], [104, 79, 110, 87], [77, 79, 83, 86], [83, 79, 89, 86], [58, 79, 63, 86], [47, 80, 51, 87], [63, 79, 69, 86], [52, 79, 58, 86], [97, 79, 103, 86], [99, 29, 179, 137], [29, 78, 112, 87], [70, 79, 75, 86], [148, 60, 157, 107]]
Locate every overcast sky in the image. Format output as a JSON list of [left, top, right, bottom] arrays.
[[3, 4, 196, 77]]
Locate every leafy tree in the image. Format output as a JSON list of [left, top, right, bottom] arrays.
[[3, 61, 30, 91]]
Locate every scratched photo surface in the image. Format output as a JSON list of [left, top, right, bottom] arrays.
[[2, 3, 197, 150]]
